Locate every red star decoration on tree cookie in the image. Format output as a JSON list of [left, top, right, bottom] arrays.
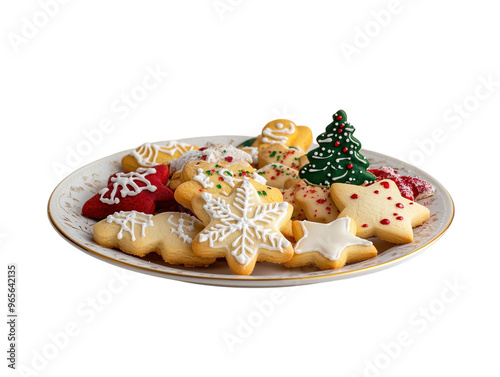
[[82, 165, 174, 219], [330, 179, 430, 243]]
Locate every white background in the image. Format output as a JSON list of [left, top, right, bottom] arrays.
[[1, 1, 498, 376]]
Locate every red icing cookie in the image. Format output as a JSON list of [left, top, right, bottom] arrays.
[[82, 165, 174, 219], [368, 166, 434, 201]]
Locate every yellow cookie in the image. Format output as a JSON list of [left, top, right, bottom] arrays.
[[252, 119, 313, 151], [256, 163, 300, 189], [284, 217, 378, 269], [93, 211, 215, 267], [258, 143, 305, 169], [330, 179, 431, 244], [280, 179, 307, 221], [174, 161, 283, 210], [191, 178, 294, 275], [121, 141, 197, 172], [168, 171, 182, 191], [294, 184, 339, 223]]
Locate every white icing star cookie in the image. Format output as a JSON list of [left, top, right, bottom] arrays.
[[285, 217, 377, 270]]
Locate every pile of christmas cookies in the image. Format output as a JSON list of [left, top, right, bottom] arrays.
[[82, 110, 434, 275]]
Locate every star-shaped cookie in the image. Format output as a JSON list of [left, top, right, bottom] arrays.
[[330, 179, 430, 243], [191, 178, 294, 275], [285, 216, 377, 269]]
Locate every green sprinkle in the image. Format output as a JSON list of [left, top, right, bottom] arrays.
[[205, 170, 212, 176], [257, 191, 262, 196], [262, 191, 267, 196], [270, 151, 277, 157], [216, 184, 222, 189]]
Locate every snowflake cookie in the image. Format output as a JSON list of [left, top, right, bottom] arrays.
[[191, 178, 294, 275], [93, 211, 215, 267], [285, 217, 377, 270], [330, 179, 430, 244]]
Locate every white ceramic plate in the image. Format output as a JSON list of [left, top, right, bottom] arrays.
[[48, 136, 454, 287]]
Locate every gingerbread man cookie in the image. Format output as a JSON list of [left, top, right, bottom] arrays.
[[252, 119, 313, 152], [93, 211, 215, 267], [330, 179, 430, 243], [191, 178, 294, 275], [285, 217, 377, 270]]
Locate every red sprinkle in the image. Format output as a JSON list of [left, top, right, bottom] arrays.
[[396, 216, 404, 220], [396, 203, 404, 208], [393, 213, 398, 216], [224, 156, 233, 163], [343, 147, 348, 152], [362, 224, 369, 228], [409, 202, 414, 205], [334, 141, 340, 147], [374, 190, 379, 194], [199, 147, 207, 151], [336, 115, 342, 120], [381, 181, 390, 189], [380, 219, 391, 225], [347, 163, 353, 169], [350, 194, 358, 199], [317, 198, 327, 204], [218, 177, 224, 181], [387, 197, 393, 200], [200, 155, 208, 161]]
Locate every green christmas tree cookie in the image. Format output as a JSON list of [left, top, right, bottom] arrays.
[[299, 110, 376, 187]]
